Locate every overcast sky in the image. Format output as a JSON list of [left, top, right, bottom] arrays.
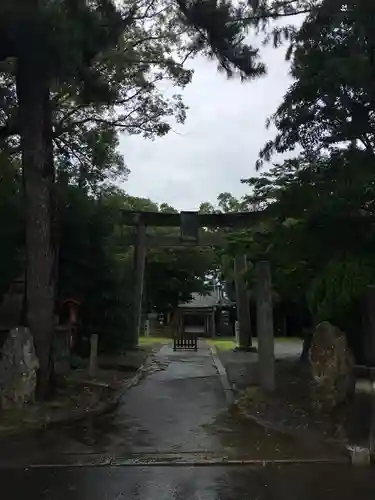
[[119, 43, 292, 211]]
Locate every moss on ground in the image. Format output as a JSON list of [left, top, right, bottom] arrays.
[[206, 338, 236, 351], [139, 336, 171, 346]]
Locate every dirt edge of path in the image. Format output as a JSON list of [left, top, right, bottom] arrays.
[[0, 348, 160, 437], [213, 345, 353, 460]]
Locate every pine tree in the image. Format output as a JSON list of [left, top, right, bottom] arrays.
[[0, 0, 304, 397], [0, 0, 137, 397]]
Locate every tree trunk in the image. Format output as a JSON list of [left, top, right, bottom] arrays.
[[361, 286, 375, 365], [16, 56, 55, 399]]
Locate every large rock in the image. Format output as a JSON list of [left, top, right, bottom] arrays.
[[0, 327, 39, 409], [309, 321, 355, 412]]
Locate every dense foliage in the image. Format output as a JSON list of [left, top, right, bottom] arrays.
[[0, 0, 274, 395], [214, 2, 375, 357], [0, 167, 218, 352], [2, 0, 375, 391]]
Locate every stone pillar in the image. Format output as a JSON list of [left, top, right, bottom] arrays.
[[89, 333, 99, 377], [145, 319, 150, 337], [131, 221, 147, 348], [234, 254, 252, 350], [235, 320, 240, 345], [255, 261, 275, 393]]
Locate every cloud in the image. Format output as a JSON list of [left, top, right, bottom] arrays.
[[119, 44, 292, 211]]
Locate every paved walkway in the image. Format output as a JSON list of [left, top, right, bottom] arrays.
[[91, 340, 228, 457], [123, 342, 226, 453], [0, 340, 344, 467], [0, 341, 225, 465], [2, 463, 375, 500], [2, 340, 372, 499]]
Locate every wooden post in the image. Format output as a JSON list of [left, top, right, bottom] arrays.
[[131, 221, 147, 348], [255, 261, 275, 393], [89, 333, 99, 377], [234, 254, 252, 349]]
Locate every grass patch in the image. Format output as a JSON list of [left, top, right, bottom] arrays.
[[206, 337, 301, 352], [206, 338, 236, 351], [139, 336, 171, 346], [276, 337, 302, 343]]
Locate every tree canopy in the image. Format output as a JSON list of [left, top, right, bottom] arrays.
[[0, 0, 279, 395], [3, 0, 375, 392], [220, 2, 375, 355]]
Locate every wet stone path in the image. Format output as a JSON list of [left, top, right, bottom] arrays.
[[0, 340, 344, 466], [2, 341, 373, 500]]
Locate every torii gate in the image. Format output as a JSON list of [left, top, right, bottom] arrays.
[[122, 210, 275, 392]]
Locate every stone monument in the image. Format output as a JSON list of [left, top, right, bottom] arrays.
[[0, 327, 39, 409], [309, 321, 355, 412]]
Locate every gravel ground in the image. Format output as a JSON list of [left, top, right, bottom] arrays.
[[217, 341, 371, 449], [217, 339, 303, 392]]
